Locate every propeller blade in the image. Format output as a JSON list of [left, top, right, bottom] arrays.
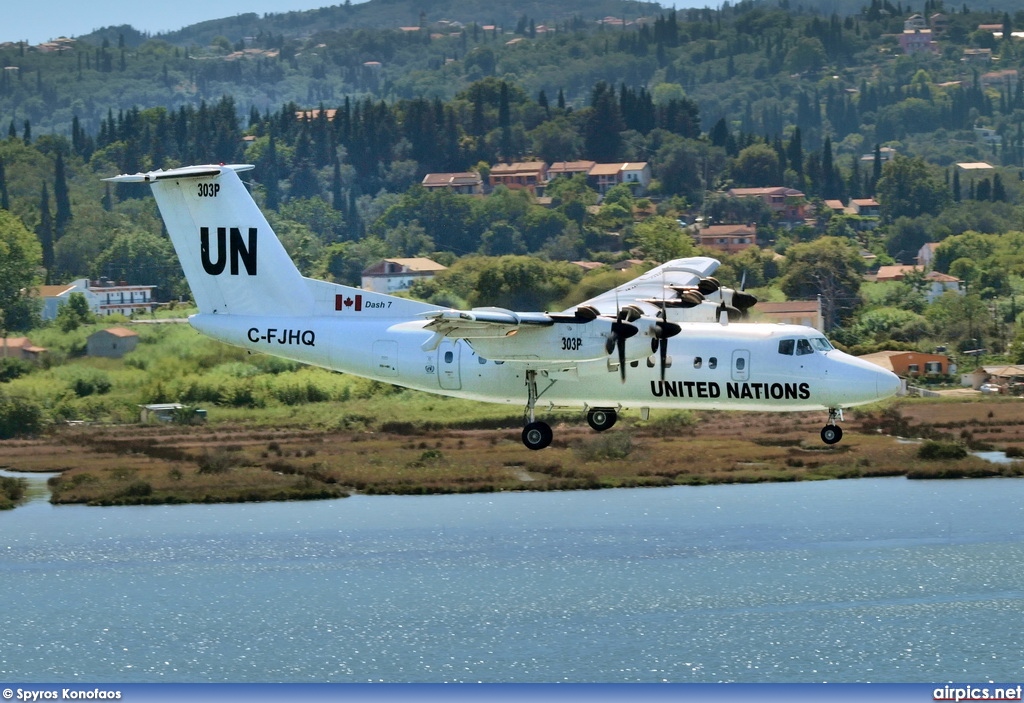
[[659, 337, 668, 381], [618, 335, 627, 383], [605, 333, 617, 356], [604, 319, 638, 380]]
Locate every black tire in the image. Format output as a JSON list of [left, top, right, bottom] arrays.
[[587, 408, 618, 432], [820, 425, 843, 445], [522, 421, 554, 450]]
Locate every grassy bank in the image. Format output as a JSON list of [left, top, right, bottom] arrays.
[[3, 321, 1024, 507], [0, 475, 26, 509], [2, 395, 1023, 508]]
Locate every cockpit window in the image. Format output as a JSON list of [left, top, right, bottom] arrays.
[[796, 339, 814, 356], [811, 337, 833, 352], [778, 339, 795, 355]]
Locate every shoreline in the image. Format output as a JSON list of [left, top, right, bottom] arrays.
[[2, 397, 1023, 508]]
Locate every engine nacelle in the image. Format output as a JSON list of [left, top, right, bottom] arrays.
[[466, 317, 662, 364]]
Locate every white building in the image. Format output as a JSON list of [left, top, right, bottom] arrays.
[[38, 279, 157, 320], [361, 258, 447, 294]]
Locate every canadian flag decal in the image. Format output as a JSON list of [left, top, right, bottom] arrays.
[[335, 294, 363, 312]]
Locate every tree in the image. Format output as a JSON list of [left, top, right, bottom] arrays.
[[779, 237, 863, 330], [36, 184, 54, 278], [629, 216, 695, 262], [54, 152, 72, 236], [785, 37, 827, 73], [875, 155, 949, 223], [55, 292, 93, 332], [732, 143, 781, 187], [93, 229, 178, 297], [0, 210, 43, 331], [0, 158, 8, 210], [583, 82, 624, 162]]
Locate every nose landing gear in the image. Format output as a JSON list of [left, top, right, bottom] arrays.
[[820, 408, 844, 445]]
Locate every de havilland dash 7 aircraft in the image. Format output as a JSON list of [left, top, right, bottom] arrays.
[[106, 164, 901, 450]]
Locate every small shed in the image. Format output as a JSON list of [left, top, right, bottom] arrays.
[[87, 327, 139, 358], [139, 403, 206, 423]]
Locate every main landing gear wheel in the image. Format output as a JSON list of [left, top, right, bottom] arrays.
[[521, 370, 553, 450], [820, 424, 843, 445], [522, 421, 553, 450], [587, 408, 618, 432]]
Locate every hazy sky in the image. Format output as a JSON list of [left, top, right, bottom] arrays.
[[4, 0, 355, 45]]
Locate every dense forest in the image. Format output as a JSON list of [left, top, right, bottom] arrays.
[[3, 0, 1024, 368]]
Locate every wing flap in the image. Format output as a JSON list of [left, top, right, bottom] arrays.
[[420, 308, 554, 351]]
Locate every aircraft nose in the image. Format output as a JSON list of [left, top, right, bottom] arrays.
[[877, 368, 902, 400]]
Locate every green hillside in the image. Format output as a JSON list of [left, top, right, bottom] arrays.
[[3, 0, 1024, 433], [81, 0, 665, 49]]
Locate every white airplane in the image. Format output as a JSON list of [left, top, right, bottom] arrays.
[[106, 164, 901, 450]]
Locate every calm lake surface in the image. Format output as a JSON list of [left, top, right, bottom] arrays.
[[2, 475, 1023, 683]]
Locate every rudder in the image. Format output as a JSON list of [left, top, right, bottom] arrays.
[[105, 164, 313, 317]]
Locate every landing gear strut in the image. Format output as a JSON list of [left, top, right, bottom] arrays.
[[587, 408, 618, 432], [522, 370, 552, 450], [820, 408, 844, 445]]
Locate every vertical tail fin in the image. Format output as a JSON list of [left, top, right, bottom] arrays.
[[105, 164, 313, 316]]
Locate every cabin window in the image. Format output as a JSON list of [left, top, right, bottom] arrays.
[[778, 339, 795, 355], [735, 357, 746, 371], [708, 357, 718, 369], [444, 351, 454, 363], [693, 357, 702, 369], [796, 339, 814, 356]]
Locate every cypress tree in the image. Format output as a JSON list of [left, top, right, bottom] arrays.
[[331, 156, 344, 212], [976, 178, 991, 201], [992, 173, 1006, 201], [264, 131, 280, 210], [847, 154, 862, 199], [821, 136, 836, 198], [0, 158, 8, 210], [871, 144, 882, 191], [37, 183, 54, 279], [499, 81, 513, 161], [54, 152, 72, 237]]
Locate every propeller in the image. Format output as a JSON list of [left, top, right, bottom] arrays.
[[731, 271, 758, 318], [604, 307, 639, 383], [649, 312, 682, 381]]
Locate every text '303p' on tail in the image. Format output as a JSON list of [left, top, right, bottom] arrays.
[[104, 164, 313, 317]]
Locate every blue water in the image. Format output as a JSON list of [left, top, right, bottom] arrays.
[[2, 477, 1024, 683]]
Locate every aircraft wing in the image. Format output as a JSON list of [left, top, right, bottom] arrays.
[[568, 256, 721, 316], [420, 307, 554, 351], [416, 257, 726, 365]]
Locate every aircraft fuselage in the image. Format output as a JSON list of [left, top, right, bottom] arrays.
[[191, 313, 896, 414]]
